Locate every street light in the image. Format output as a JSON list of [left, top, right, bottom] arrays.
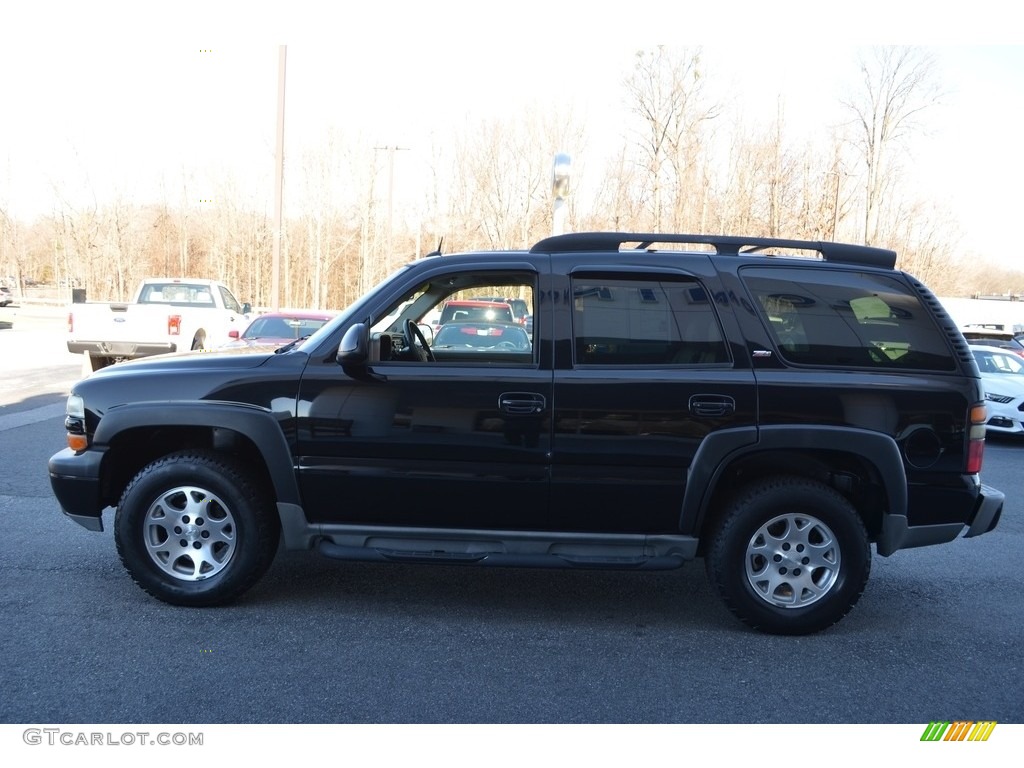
[[551, 153, 571, 236]]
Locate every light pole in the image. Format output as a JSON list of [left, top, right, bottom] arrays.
[[552, 153, 571, 236], [271, 45, 286, 312]]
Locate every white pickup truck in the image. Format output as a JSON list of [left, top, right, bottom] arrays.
[[67, 278, 251, 372]]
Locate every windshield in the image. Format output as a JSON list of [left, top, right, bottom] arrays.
[[974, 348, 1024, 375]]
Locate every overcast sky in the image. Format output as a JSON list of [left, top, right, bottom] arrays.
[[3, 3, 1023, 264]]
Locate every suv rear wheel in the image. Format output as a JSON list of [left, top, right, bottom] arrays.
[[114, 450, 279, 606], [705, 476, 870, 635]]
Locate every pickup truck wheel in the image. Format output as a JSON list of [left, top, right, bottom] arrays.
[[114, 450, 279, 606], [705, 476, 870, 635]]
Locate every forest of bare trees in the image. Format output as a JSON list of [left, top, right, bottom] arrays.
[[1, 45, 1018, 310]]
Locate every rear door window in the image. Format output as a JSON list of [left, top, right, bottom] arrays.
[[571, 276, 729, 366]]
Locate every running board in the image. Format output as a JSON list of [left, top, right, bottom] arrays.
[[315, 528, 698, 571]]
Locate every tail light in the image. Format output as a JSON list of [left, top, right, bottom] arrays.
[[966, 403, 988, 474], [67, 312, 74, 333], [168, 315, 182, 336]]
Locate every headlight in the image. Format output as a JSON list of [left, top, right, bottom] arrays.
[[65, 393, 88, 452], [67, 393, 85, 419], [985, 392, 1015, 404]]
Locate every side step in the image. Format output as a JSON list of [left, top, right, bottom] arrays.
[[315, 527, 698, 571]]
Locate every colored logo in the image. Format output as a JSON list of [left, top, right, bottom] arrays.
[[921, 721, 997, 742]]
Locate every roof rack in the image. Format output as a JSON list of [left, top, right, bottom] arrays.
[[529, 232, 897, 269]]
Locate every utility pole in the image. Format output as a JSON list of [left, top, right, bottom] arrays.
[[374, 145, 409, 272], [271, 45, 287, 312]]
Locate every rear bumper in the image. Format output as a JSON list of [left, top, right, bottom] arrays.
[[878, 481, 1004, 556], [48, 447, 107, 531], [964, 483, 1004, 538], [67, 340, 177, 357]]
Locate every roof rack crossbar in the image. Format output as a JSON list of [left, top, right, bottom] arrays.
[[530, 232, 897, 269]]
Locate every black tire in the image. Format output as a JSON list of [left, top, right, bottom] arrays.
[[705, 476, 870, 635], [114, 450, 279, 606]]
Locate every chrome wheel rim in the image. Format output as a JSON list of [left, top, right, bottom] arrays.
[[143, 486, 236, 581], [745, 513, 841, 608]]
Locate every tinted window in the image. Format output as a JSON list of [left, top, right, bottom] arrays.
[[571, 277, 729, 366], [743, 267, 956, 371]]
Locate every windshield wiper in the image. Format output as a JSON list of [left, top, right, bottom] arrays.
[[274, 335, 311, 354]]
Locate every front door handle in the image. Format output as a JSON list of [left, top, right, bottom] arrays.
[[498, 392, 546, 415]]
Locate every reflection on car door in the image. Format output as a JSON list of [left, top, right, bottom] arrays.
[[549, 265, 757, 533], [295, 272, 554, 530]]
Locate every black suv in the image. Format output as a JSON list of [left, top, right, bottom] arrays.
[[48, 232, 1004, 635]]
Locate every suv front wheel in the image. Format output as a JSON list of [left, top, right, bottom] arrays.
[[705, 476, 871, 635], [114, 450, 279, 606]]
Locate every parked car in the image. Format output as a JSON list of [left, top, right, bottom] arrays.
[[436, 299, 514, 325], [433, 321, 532, 355], [431, 299, 515, 336], [48, 232, 1004, 636], [970, 343, 1024, 434], [0, 286, 11, 307], [960, 325, 1024, 357], [475, 294, 533, 334], [475, 295, 529, 321], [221, 310, 337, 349], [67, 277, 251, 371]]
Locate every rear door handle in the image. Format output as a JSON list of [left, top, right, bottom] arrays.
[[689, 394, 735, 417], [499, 392, 546, 415]]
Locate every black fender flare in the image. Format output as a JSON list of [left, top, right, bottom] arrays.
[[93, 400, 301, 506], [681, 424, 908, 532]]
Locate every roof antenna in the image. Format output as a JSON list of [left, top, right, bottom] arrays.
[[424, 238, 444, 258]]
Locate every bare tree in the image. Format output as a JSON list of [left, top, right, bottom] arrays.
[[841, 46, 942, 246], [105, 196, 145, 300], [446, 107, 582, 252], [622, 46, 720, 232]]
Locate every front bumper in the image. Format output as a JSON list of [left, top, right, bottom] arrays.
[[48, 447, 107, 531]]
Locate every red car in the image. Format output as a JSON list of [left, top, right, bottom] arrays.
[[221, 310, 336, 349]]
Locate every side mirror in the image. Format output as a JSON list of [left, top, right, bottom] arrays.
[[337, 323, 386, 382], [241, 302, 252, 314], [337, 323, 368, 365], [418, 323, 434, 346]]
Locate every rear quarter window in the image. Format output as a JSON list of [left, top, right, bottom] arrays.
[[742, 267, 957, 371]]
